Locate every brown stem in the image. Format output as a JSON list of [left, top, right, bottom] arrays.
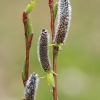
[[49, 0, 55, 41], [23, 19, 29, 83], [28, 34, 33, 49], [22, 72, 26, 87], [53, 46, 58, 100], [48, 1, 58, 100], [22, 12, 33, 86]]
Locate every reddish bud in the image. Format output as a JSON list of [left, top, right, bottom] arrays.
[[22, 11, 27, 21]]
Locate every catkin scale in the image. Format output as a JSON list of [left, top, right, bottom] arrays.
[[38, 29, 51, 72], [54, 0, 71, 44], [24, 73, 39, 100]]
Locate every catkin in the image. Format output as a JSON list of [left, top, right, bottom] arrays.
[[54, 0, 72, 44], [38, 29, 51, 72], [24, 73, 39, 100]]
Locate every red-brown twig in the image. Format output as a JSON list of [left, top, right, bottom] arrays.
[[22, 11, 33, 86], [53, 46, 58, 100], [48, 0, 55, 41], [48, 1, 58, 100]]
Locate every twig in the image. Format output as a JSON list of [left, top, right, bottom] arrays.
[[48, 1, 58, 100], [48, 0, 55, 41], [53, 46, 58, 100], [22, 11, 33, 86]]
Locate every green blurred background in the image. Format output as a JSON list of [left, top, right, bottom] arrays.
[[0, 0, 100, 100]]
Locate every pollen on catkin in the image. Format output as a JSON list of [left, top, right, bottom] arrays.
[[24, 73, 39, 100], [54, 0, 72, 44], [37, 29, 51, 72]]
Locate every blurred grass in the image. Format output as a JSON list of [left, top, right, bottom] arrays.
[[0, 0, 100, 100]]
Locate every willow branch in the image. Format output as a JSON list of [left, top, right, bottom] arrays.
[[48, 0, 55, 41], [22, 12, 33, 86], [48, 1, 58, 100]]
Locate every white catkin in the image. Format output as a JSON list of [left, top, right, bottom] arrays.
[[37, 29, 51, 72], [24, 73, 39, 100], [54, 0, 72, 44]]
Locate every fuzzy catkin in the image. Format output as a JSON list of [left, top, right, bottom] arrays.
[[24, 73, 39, 100], [38, 29, 51, 72], [54, 0, 71, 44]]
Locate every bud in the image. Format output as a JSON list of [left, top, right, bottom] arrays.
[[24, 73, 39, 100], [25, 0, 37, 14], [54, 0, 72, 44], [37, 29, 51, 72]]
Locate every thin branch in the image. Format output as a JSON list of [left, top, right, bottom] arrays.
[[53, 46, 58, 100], [48, 1, 58, 100], [48, 0, 55, 41], [22, 11, 33, 86], [28, 34, 33, 49], [22, 72, 26, 87], [23, 17, 29, 83]]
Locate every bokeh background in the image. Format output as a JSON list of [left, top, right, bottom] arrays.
[[0, 0, 100, 100]]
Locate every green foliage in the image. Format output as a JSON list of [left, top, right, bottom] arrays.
[[54, 2, 58, 20], [27, 16, 33, 38], [22, 58, 26, 80], [1, 0, 100, 100], [25, 0, 37, 14], [47, 70, 55, 87]]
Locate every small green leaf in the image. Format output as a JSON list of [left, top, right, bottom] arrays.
[[49, 43, 62, 51], [25, 0, 37, 14], [47, 70, 55, 87], [40, 76, 46, 79], [47, 74, 51, 85], [50, 70, 58, 75], [27, 16, 33, 38], [48, 44, 55, 46], [22, 58, 26, 80], [58, 44, 62, 51], [54, 2, 58, 21]]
